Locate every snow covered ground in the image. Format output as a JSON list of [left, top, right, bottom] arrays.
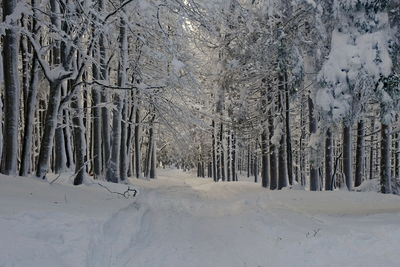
[[1, 169, 400, 267]]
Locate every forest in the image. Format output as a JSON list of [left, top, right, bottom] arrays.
[[1, 0, 400, 192], [2, 0, 400, 266]]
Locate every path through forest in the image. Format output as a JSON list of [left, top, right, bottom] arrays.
[[1, 169, 400, 267], [89, 169, 400, 267]]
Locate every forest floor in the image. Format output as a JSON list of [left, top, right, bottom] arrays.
[[1, 169, 400, 267]]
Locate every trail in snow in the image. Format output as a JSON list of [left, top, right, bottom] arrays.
[[1, 169, 400, 267]]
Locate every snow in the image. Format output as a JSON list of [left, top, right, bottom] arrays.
[[1, 169, 400, 267]]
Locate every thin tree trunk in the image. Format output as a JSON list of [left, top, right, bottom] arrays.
[[261, 129, 269, 188], [308, 96, 319, 191], [212, 120, 217, 182], [220, 123, 225, 181], [343, 123, 353, 191], [381, 122, 392, 193], [231, 132, 236, 181], [134, 105, 141, 178], [369, 118, 375, 180], [325, 128, 333, 190], [355, 120, 365, 187], [285, 87, 293, 185], [269, 107, 278, 190]]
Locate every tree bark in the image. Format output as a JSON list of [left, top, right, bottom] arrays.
[[71, 89, 87, 185], [134, 105, 141, 178], [343, 123, 353, 191], [36, 81, 62, 178], [325, 128, 333, 190], [308, 96, 319, 191], [20, 5, 40, 176], [355, 120, 365, 187], [285, 86, 293, 185], [381, 123, 392, 194], [369, 118, 375, 180], [1, 0, 21, 175], [212, 120, 217, 182]]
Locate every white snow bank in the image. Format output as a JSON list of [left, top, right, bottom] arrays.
[[1, 170, 400, 267]]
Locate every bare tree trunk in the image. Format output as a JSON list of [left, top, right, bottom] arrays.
[[355, 120, 365, 187], [99, 0, 110, 172], [220, 123, 225, 181], [247, 144, 250, 178], [36, 81, 62, 178], [1, 0, 21, 175], [381, 122, 392, 194], [212, 120, 217, 182], [254, 154, 258, 183], [343, 123, 353, 191], [278, 92, 287, 189], [20, 1, 40, 176], [54, 121, 67, 173], [63, 109, 74, 169], [299, 95, 306, 186], [106, 10, 128, 183], [325, 128, 333, 190], [231, 131, 236, 181], [106, 92, 122, 183], [261, 129, 269, 188], [227, 133, 231, 182], [134, 105, 141, 178], [71, 87, 87, 185], [369, 118, 375, 180], [269, 107, 278, 190], [285, 87, 293, 185], [120, 98, 128, 180], [395, 115, 400, 180], [308, 96, 319, 190]]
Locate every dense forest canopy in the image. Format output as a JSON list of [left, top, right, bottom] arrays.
[[0, 0, 399, 193]]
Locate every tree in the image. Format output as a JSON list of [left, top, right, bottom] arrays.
[[1, 0, 21, 175]]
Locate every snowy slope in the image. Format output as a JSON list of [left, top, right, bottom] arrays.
[[1, 169, 400, 267]]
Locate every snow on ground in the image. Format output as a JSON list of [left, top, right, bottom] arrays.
[[1, 169, 400, 267]]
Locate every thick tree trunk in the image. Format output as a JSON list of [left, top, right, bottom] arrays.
[[381, 123, 392, 194], [106, 93, 122, 183], [343, 123, 353, 191], [54, 122, 67, 173], [71, 89, 87, 185], [118, 11, 129, 181], [1, 0, 21, 175], [36, 81, 62, 178], [120, 98, 128, 180], [20, 50, 40, 176], [106, 11, 128, 183], [355, 120, 365, 187], [91, 88, 102, 177]]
